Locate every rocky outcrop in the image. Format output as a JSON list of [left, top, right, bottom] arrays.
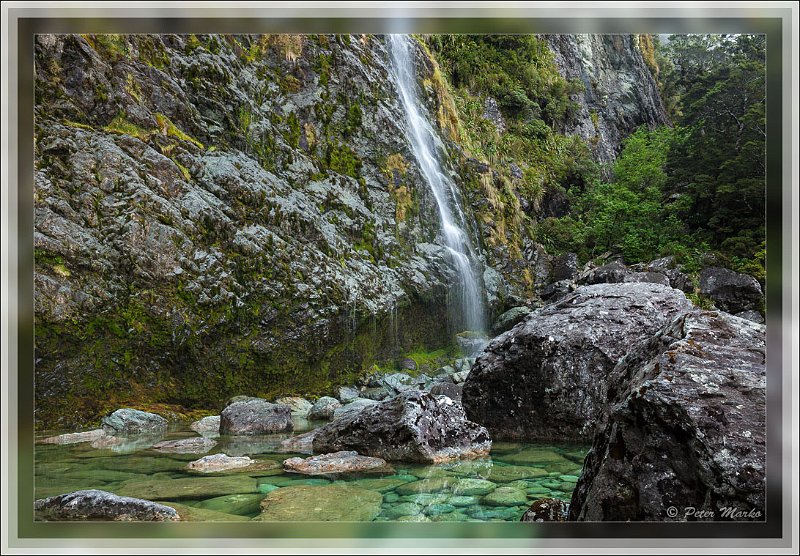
[[101, 408, 168, 436], [699, 266, 764, 314], [283, 451, 393, 474], [219, 399, 292, 435], [462, 283, 693, 441], [32, 34, 475, 429], [35, 489, 179, 521], [313, 390, 491, 463], [544, 34, 669, 165], [569, 310, 765, 521]]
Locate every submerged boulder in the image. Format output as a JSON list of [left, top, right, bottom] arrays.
[[219, 398, 292, 435], [283, 451, 392, 475], [699, 266, 764, 314], [255, 484, 382, 521], [151, 437, 216, 454], [569, 310, 765, 521], [462, 282, 693, 442], [312, 390, 491, 463], [35, 489, 179, 521], [101, 408, 168, 436]]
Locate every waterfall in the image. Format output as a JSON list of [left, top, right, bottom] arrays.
[[387, 34, 487, 334]]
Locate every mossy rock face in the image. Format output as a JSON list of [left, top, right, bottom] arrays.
[[255, 484, 382, 521], [395, 476, 455, 496], [163, 501, 250, 521], [112, 475, 258, 500], [196, 493, 265, 516], [484, 465, 548, 483], [482, 486, 528, 507]]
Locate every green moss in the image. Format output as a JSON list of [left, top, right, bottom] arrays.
[[155, 113, 204, 150], [286, 112, 301, 149], [63, 120, 94, 131], [686, 292, 715, 310], [325, 141, 361, 179], [103, 113, 152, 142], [82, 34, 129, 60]]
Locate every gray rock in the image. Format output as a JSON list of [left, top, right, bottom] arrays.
[[283, 451, 392, 474], [151, 437, 216, 454], [428, 382, 463, 402], [219, 399, 293, 435], [579, 260, 629, 285], [35, 489, 179, 521], [490, 306, 532, 336], [664, 268, 694, 293], [101, 409, 168, 436], [521, 498, 569, 522], [699, 266, 764, 313], [483, 96, 506, 134], [190, 415, 220, 437], [451, 370, 470, 384], [462, 282, 693, 441], [550, 253, 579, 282], [382, 372, 419, 394], [735, 309, 765, 324], [360, 386, 393, 401], [279, 430, 317, 454], [332, 398, 379, 421], [337, 386, 361, 404], [186, 453, 254, 473], [623, 271, 670, 286], [540, 279, 574, 301], [570, 310, 765, 521], [312, 390, 492, 463], [308, 396, 342, 420], [275, 397, 313, 418], [646, 256, 676, 272], [39, 429, 106, 445]]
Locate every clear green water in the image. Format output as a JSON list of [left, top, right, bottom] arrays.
[[35, 422, 588, 522]]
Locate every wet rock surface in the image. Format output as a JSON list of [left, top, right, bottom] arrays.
[[220, 399, 292, 435], [39, 429, 106, 445], [313, 390, 492, 463], [101, 409, 168, 436], [521, 498, 569, 522], [699, 266, 764, 314], [35, 489, 180, 521], [283, 451, 393, 475], [463, 283, 693, 442], [569, 310, 766, 521], [151, 437, 217, 454], [308, 396, 341, 420]]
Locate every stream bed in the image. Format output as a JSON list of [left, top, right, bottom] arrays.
[[35, 420, 588, 522]]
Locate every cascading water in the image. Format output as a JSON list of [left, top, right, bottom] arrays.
[[387, 34, 487, 335]]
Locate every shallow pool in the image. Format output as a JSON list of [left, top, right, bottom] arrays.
[[34, 422, 588, 522]]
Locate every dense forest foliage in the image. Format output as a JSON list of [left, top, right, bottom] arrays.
[[429, 34, 766, 283]]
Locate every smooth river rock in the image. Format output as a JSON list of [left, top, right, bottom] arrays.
[[313, 390, 491, 463], [462, 282, 693, 442], [190, 415, 221, 436], [308, 396, 342, 420], [101, 408, 168, 436], [35, 489, 179, 521], [39, 429, 106, 445], [569, 310, 766, 521], [185, 453, 254, 473], [283, 451, 393, 475], [219, 399, 292, 435]]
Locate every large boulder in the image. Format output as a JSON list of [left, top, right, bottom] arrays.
[[331, 398, 378, 421], [312, 390, 492, 463], [462, 283, 693, 442], [190, 415, 220, 436], [219, 398, 292, 435], [275, 396, 313, 418], [699, 266, 764, 314], [35, 490, 179, 521], [101, 408, 168, 436], [569, 310, 765, 521]]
